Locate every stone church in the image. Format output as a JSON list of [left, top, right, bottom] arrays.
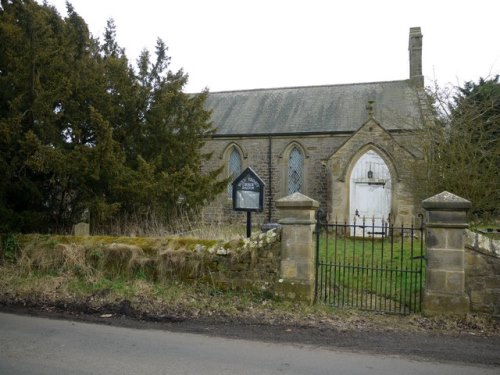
[[201, 27, 429, 226]]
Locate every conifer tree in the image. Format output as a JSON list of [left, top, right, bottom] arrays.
[[0, 0, 223, 232]]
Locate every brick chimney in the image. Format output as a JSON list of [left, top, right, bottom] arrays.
[[409, 27, 423, 87]]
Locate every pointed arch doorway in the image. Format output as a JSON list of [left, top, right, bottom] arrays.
[[349, 150, 392, 235]]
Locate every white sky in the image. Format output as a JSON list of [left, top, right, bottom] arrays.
[[45, 0, 500, 93]]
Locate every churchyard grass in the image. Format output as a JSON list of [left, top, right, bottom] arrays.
[[316, 232, 425, 313]]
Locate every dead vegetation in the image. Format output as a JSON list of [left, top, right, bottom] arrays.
[[0, 231, 499, 337], [0, 229, 279, 295], [5, 233, 254, 283], [1, 263, 499, 337]]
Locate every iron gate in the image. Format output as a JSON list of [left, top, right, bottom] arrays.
[[315, 217, 425, 314]]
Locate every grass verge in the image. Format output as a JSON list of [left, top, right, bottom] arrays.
[[0, 231, 499, 336], [0, 264, 499, 337]]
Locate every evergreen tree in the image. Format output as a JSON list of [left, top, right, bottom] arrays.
[[0, 0, 223, 232], [0, 0, 74, 230], [120, 39, 225, 220]]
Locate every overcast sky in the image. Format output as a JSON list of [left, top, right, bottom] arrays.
[[45, 0, 500, 93]]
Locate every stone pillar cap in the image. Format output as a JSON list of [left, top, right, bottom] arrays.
[[276, 192, 319, 209], [409, 26, 422, 36], [422, 191, 471, 210]]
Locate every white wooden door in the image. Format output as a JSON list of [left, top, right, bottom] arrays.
[[351, 183, 388, 235], [349, 150, 391, 236]]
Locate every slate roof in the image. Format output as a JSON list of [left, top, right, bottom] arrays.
[[205, 80, 424, 136]]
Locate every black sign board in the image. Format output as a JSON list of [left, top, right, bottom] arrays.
[[232, 167, 265, 212]]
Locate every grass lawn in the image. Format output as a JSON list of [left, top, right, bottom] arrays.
[[316, 223, 425, 314]]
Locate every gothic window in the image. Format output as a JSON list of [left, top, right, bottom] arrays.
[[227, 148, 242, 198], [288, 147, 304, 194]]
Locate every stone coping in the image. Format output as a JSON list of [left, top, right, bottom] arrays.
[[422, 191, 471, 210], [276, 192, 319, 209], [465, 229, 500, 257]]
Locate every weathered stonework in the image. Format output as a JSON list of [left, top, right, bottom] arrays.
[[151, 233, 282, 294], [327, 119, 418, 225], [421, 191, 471, 315], [201, 134, 345, 225], [201, 126, 420, 226], [206, 239, 281, 293], [464, 230, 500, 316], [275, 193, 319, 302], [199, 28, 428, 228], [73, 222, 89, 236]]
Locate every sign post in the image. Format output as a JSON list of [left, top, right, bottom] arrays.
[[232, 167, 265, 238]]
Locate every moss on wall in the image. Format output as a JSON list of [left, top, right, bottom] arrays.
[[9, 230, 281, 294]]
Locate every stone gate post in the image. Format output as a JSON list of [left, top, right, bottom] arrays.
[[422, 191, 471, 315], [275, 192, 319, 302]]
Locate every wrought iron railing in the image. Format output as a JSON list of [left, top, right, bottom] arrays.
[[315, 217, 425, 314]]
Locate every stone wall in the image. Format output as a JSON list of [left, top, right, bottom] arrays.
[[201, 129, 418, 226], [464, 230, 500, 316], [422, 191, 500, 317], [421, 191, 471, 315], [327, 119, 418, 224], [201, 192, 318, 302], [206, 234, 281, 293], [13, 232, 282, 295], [275, 193, 318, 302], [201, 134, 347, 225], [154, 232, 281, 294]]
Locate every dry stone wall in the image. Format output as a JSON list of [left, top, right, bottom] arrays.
[[14, 232, 282, 295], [205, 231, 281, 293], [464, 230, 500, 316], [139, 230, 282, 294], [421, 191, 500, 317]]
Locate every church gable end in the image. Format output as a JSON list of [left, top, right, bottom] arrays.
[[327, 119, 418, 224]]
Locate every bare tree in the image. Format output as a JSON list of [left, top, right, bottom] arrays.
[[411, 77, 499, 221]]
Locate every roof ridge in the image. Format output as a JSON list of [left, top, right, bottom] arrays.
[[205, 79, 411, 95]]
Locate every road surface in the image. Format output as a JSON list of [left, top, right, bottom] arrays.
[[0, 312, 497, 375]]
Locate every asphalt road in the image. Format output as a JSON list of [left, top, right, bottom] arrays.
[[0, 312, 498, 375]]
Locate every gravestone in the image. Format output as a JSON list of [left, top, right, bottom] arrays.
[[74, 222, 89, 236]]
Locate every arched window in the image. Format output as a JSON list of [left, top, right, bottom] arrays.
[[227, 148, 242, 197], [288, 147, 304, 194]]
